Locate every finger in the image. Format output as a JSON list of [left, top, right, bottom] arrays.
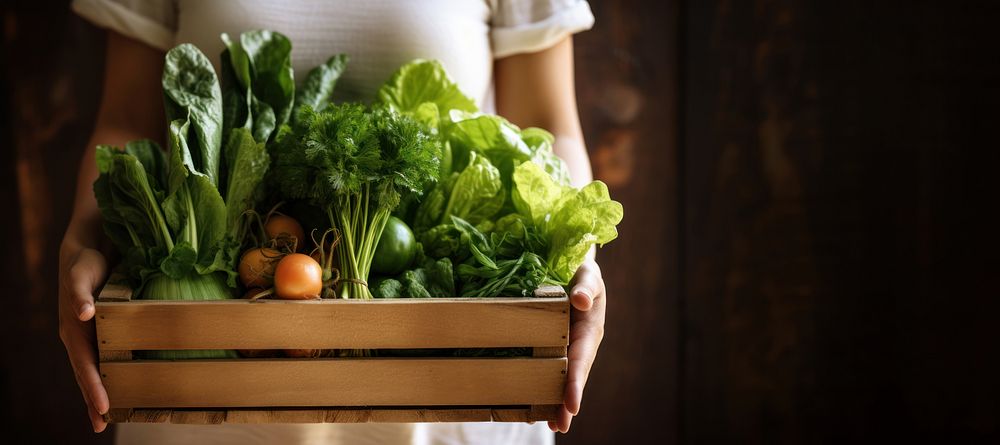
[[548, 421, 557, 432], [556, 405, 573, 433], [80, 360, 111, 416], [569, 263, 602, 311], [87, 398, 108, 433], [71, 363, 107, 433], [565, 317, 603, 415], [69, 249, 108, 321], [64, 326, 110, 416]]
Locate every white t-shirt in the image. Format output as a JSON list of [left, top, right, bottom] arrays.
[[73, 0, 594, 112], [71, 1, 593, 444]]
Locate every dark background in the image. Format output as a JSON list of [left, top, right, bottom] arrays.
[[2, 0, 998, 443]]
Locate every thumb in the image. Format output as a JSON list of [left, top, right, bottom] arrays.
[[67, 249, 108, 321], [569, 261, 601, 311]]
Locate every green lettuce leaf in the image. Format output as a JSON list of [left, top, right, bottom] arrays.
[[511, 160, 566, 230], [377, 60, 477, 127], [441, 152, 504, 225], [445, 111, 571, 187], [512, 162, 624, 283]]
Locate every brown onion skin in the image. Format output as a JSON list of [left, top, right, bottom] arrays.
[[238, 248, 281, 288]]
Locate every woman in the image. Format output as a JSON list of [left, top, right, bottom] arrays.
[[59, 0, 608, 443]]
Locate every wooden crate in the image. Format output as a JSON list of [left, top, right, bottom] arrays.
[[95, 280, 569, 424]]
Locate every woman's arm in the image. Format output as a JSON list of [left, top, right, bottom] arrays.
[[495, 36, 606, 434], [59, 30, 165, 433], [495, 37, 592, 187]]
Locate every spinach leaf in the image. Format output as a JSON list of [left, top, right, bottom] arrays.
[[186, 172, 228, 269], [220, 48, 250, 164], [221, 30, 294, 142], [294, 54, 348, 118], [418, 223, 466, 260], [105, 151, 173, 253], [162, 44, 223, 186], [224, 128, 270, 233], [123, 140, 167, 190], [413, 172, 456, 232], [372, 257, 455, 298]]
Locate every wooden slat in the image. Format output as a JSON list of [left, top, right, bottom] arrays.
[[96, 278, 134, 366], [369, 408, 493, 423], [127, 409, 172, 423], [96, 297, 569, 350], [529, 404, 562, 422], [96, 275, 132, 302], [99, 350, 132, 362], [491, 407, 531, 422], [170, 410, 226, 424], [533, 346, 568, 358], [324, 409, 372, 423], [226, 409, 328, 424], [103, 357, 567, 408], [109, 407, 546, 424], [533, 285, 567, 298], [104, 408, 132, 423]]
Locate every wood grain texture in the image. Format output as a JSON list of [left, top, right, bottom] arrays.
[[106, 406, 554, 424], [98, 350, 132, 362], [533, 346, 568, 358], [96, 277, 132, 302], [682, 1, 1000, 443], [102, 358, 567, 408], [95, 297, 569, 350]]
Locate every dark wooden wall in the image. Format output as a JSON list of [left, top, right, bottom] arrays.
[[1, 3, 108, 444], [680, 1, 1000, 443], [3, 1, 998, 444]]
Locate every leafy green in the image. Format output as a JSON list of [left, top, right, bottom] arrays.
[[413, 172, 455, 232], [97, 146, 173, 256], [221, 30, 294, 142], [95, 43, 246, 303], [448, 215, 551, 297], [440, 152, 504, 225], [377, 60, 477, 128], [418, 223, 466, 260], [512, 162, 624, 283], [446, 110, 570, 187], [294, 54, 349, 118], [272, 103, 440, 299], [372, 256, 455, 298], [162, 44, 223, 185], [224, 128, 270, 231]]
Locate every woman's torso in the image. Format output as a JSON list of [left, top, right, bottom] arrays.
[[175, 0, 495, 109]]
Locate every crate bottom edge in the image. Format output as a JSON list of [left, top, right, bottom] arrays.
[[105, 405, 562, 424]]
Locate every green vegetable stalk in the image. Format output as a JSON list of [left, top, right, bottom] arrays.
[[272, 104, 439, 299]]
